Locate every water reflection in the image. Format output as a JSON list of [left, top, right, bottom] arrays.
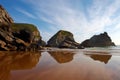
[[0, 50, 120, 80], [0, 51, 41, 80], [48, 51, 75, 63], [84, 51, 112, 64]]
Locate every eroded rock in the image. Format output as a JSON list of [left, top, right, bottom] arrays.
[[47, 30, 79, 49]]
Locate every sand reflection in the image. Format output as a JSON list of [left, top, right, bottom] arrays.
[[84, 51, 112, 64], [0, 50, 120, 80], [48, 51, 75, 63], [0, 51, 41, 80]]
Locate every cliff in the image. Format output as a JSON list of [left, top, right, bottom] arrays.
[[0, 5, 44, 51]]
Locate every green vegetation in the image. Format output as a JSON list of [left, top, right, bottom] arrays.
[[11, 23, 41, 40], [11, 23, 38, 32], [58, 30, 73, 36]]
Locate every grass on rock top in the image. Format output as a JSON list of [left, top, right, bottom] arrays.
[[11, 23, 38, 32]]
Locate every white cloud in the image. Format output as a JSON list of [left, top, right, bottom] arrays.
[[15, 8, 37, 19], [21, 0, 120, 44]]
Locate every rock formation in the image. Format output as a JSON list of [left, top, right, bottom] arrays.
[[0, 5, 44, 51], [47, 30, 80, 49], [80, 32, 115, 47], [0, 5, 13, 25]]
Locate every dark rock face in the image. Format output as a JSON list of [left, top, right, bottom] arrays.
[[0, 5, 44, 51], [13, 29, 33, 43], [80, 32, 115, 47], [47, 30, 79, 49], [11, 23, 41, 43], [38, 39, 46, 47], [11, 23, 45, 51]]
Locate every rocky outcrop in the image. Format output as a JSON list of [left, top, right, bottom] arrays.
[[11, 23, 41, 43], [11, 23, 45, 51], [0, 5, 13, 25], [0, 25, 30, 51], [80, 32, 115, 47], [0, 5, 44, 51], [47, 30, 79, 49]]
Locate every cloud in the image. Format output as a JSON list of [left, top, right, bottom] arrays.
[[15, 8, 37, 19], [21, 0, 120, 44]]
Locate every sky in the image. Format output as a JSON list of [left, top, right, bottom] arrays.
[[1, 0, 120, 45]]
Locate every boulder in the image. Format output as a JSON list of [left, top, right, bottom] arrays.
[[80, 32, 115, 47], [47, 30, 79, 49]]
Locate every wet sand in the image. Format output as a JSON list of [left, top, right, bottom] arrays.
[[0, 49, 120, 80]]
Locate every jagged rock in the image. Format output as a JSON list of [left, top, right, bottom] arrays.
[[47, 30, 79, 49], [14, 38, 30, 51], [0, 40, 9, 50], [0, 5, 13, 25], [0, 28, 13, 42], [80, 32, 115, 47]]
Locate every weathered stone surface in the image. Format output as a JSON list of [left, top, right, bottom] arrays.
[[0, 40, 8, 50], [47, 30, 79, 49], [59, 40, 79, 49], [80, 32, 115, 47], [0, 5, 13, 25]]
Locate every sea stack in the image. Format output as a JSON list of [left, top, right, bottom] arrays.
[[47, 30, 80, 49], [80, 32, 115, 47]]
